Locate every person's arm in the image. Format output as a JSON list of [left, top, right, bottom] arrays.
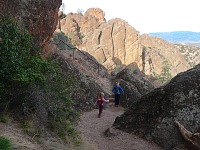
[[103, 98, 109, 103], [119, 86, 124, 93], [112, 86, 115, 93], [94, 100, 97, 107]]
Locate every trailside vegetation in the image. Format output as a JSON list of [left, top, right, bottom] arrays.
[[0, 15, 79, 144], [0, 136, 11, 150]]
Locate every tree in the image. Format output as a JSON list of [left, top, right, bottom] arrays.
[[77, 8, 84, 15], [159, 60, 172, 83]]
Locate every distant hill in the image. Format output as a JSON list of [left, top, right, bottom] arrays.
[[148, 31, 200, 46]]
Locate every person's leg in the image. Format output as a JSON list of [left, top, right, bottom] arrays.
[[115, 94, 120, 106], [98, 105, 103, 117], [115, 94, 118, 106]]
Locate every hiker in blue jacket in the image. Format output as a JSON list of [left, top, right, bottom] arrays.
[[112, 81, 124, 107]]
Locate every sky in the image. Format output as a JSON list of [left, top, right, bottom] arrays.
[[61, 0, 200, 34]]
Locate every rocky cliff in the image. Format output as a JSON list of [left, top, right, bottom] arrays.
[[175, 44, 200, 67], [0, 0, 62, 48], [58, 8, 190, 78], [140, 34, 190, 77], [113, 64, 200, 149]]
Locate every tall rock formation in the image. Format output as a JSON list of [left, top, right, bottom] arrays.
[[0, 0, 62, 48], [58, 8, 190, 78], [80, 18, 142, 71], [59, 8, 106, 46]]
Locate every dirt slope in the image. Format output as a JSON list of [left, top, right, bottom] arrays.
[[0, 121, 42, 150]]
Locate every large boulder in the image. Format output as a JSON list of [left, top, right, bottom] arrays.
[[56, 48, 110, 112], [0, 0, 62, 48], [114, 63, 157, 108], [113, 64, 200, 149]]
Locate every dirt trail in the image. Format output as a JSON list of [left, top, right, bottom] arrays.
[[77, 103, 163, 150], [0, 49, 163, 150], [0, 105, 163, 150]]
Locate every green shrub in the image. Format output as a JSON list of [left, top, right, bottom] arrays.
[[0, 15, 47, 85], [51, 31, 73, 50], [0, 15, 80, 145], [0, 136, 11, 150], [45, 64, 80, 137], [0, 15, 49, 111], [0, 115, 8, 123]]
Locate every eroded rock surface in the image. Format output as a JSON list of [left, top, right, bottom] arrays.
[[0, 0, 62, 48], [113, 64, 200, 149], [58, 8, 190, 77], [114, 63, 158, 108]]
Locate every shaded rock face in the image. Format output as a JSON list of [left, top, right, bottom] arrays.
[[56, 55, 100, 111], [114, 79, 142, 108], [0, 0, 62, 48], [113, 64, 200, 149], [54, 47, 110, 112], [115, 63, 157, 108]]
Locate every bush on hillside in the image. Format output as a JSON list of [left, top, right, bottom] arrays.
[[0, 16, 47, 84], [0, 136, 11, 150], [51, 31, 73, 50], [0, 15, 79, 143]]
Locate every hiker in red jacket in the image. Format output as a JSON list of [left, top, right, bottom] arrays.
[[95, 92, 109, 118]]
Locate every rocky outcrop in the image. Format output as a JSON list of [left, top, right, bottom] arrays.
[[140, 34, 190, 77], [79, 18, 141, 72], [58, 8, 142, 72], [114, 63, 159, 108], [58, 8, 190, 78], [59, 8, 106, 46], [84, 8, 106, 23], [113, 64, 200, 149], [55, 47, 111, 111], [0, 0, 62, 48], [175, 44, 200, 67]]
